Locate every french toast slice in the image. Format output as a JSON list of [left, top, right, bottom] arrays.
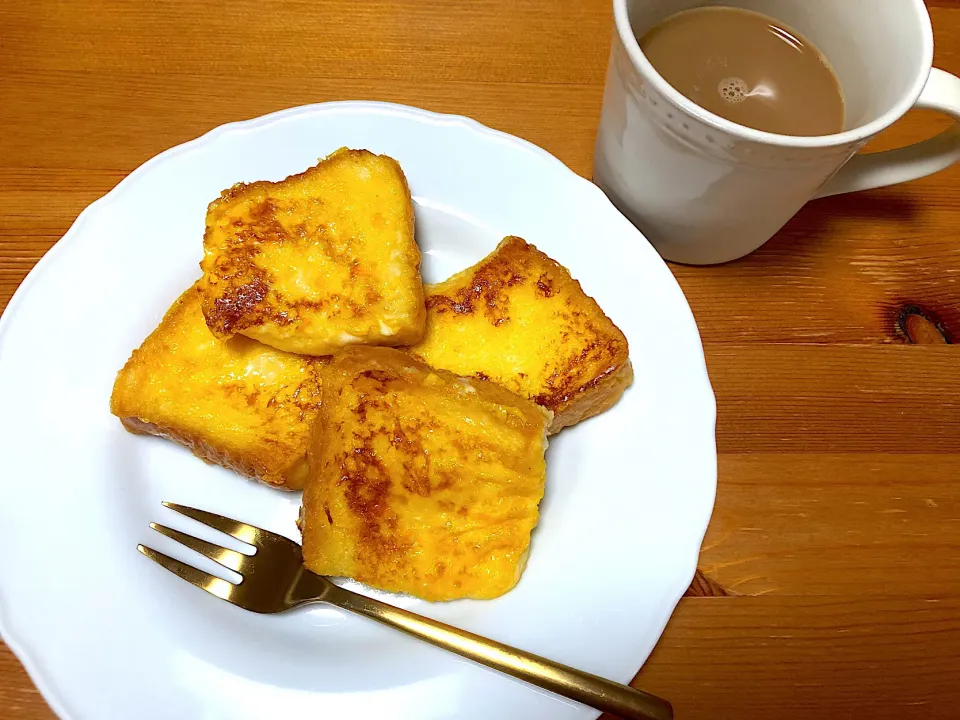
[[110, 284, 325, 490], [301, 346, 551, 602], [198, 148, 425, 355], [407, 236, 632, 434]]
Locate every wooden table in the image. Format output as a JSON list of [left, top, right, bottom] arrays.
[[2, 1, 959, 717]]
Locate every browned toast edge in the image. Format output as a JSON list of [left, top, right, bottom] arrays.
[[118, 416, 303, 491]]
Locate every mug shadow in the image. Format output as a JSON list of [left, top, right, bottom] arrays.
[[738, 187, 924, 266]]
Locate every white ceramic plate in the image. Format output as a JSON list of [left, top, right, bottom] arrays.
[[0, 102, 715, 720]]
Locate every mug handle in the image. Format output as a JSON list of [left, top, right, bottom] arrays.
[[815, 68, 960, 198]]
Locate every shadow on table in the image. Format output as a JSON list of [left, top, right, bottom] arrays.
[[746, 187, 925, 264]]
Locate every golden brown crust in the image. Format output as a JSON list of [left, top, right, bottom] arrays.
[[408, 236, 631, 433], [119, 416, 303, 489], [110, 285, 324, 490], [548, 359, 634, 431], [198, 148, 425, 355], [301, 346, 551, 601]]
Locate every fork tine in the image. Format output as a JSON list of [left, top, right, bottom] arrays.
[[137, 544, 237, 603], [162, 502, 262, 546], [150, 523, 250, 573]]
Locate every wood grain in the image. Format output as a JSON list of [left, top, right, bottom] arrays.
[[710, 345, 960, 453], [0, 648, 48, 720], [701, 454, 960, 596], [2, 0, 959, 718], [632, 596, 960, 720]]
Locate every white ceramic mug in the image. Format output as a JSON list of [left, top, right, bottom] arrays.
[[594, 0, 960, 265]]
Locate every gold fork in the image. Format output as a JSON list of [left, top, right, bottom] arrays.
[[138, 502, 673, 720]]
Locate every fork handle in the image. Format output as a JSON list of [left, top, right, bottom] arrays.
[[321, 582, 673, 720]]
